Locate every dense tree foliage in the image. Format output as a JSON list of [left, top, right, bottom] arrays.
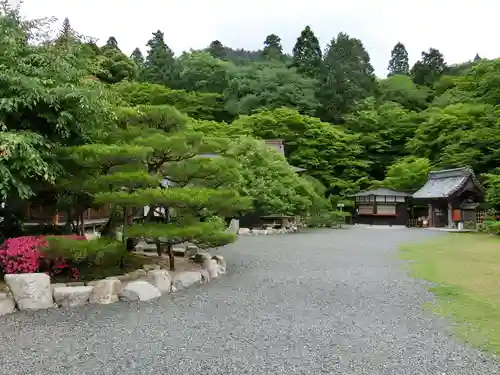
[[3, 0, 500, 243], [317, 32, 376, 123], [292, 26, 322, 78], [388, 42, 410, 76], [142, 30, 178, 87], [411, 48, 447, 86], [262, 34, 284, 61]]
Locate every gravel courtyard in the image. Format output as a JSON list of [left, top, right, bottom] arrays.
[[0, 227, 499, 375]]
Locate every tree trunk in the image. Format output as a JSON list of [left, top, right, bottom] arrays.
[[79, 210, 85, 236], [167, 243, 175, 271], [122, 205, 128, 243], [155, 242, 162, 257]]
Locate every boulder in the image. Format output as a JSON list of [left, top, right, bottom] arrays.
[[66, 281, 86, 287], [0, 292, 15, 315], [212, 255, 227, 274], [143, 264, 161, 271], [185, 244, 199, 258], [172, 247, 186, 257], [226, 219, 240, 234], [202, 259, 220, 281], [200, 269, 210, 284], [172, 271, 202, 290], [147, 269, 172, 294], [53, 286, 93, 308], [238, 227, 250, 235], [189, 252, 212, 264], [127, 269, 147, 280], [119, 280, 161, 302], [89, 279, 121, 304], [4, 273, 53, 311]]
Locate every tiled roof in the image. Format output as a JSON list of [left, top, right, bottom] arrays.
[[354, 188, 411, 197], [412, 167, 483, 199]]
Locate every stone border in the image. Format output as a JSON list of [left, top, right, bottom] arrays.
[[0, 253, 226, 315], [238, 227, 299, 235]]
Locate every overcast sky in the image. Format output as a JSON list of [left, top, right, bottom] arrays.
[[20, 0, 499, 77]]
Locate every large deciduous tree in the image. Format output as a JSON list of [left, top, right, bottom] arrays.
[[377, 75, 429, 111], [0, 4, 115, 238], [411, 48, 446, 86], [409, 103, 500, 175], [227, 108, 370, 196], [346, 99, 420, 181], [177, 51, 231, 93], [224, 62, 319, 116], [388, 42, 410, 76], [292, 25, 322, 78], [375, 156, 431, 192]]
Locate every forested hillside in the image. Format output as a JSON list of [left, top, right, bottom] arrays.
[[2, 1, 500, 241]]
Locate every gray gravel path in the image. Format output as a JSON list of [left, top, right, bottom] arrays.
[[0, 227, 499, 374]]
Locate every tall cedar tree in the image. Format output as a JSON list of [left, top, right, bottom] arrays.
[[130, 47, 145, 67], [317, 32, 376, 123], [388, 42, 410, 76], [143, 30, 178, 88], [262, 34, 284, 60], [292, 25, 322, 78], [207, 40, 226, 60], [105, 36, 120, 51], [55, 17, 76, 46], [411, 48, 446, 86]]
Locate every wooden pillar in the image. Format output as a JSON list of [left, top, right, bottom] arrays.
[[447, 202, 453, 229], [428, 203, 433, 227]]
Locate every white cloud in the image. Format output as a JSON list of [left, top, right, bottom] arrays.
[[19, 0, 499, 76]]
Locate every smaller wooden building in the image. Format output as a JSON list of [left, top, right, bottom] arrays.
[[411, 167, 484, 228], [353, 188, 410, 226]]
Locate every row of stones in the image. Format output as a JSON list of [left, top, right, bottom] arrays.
[[238, 227, 298, 235], [0, 254, 226, 315]]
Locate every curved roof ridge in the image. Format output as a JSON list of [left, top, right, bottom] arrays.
[[428, 166, 473, 180]]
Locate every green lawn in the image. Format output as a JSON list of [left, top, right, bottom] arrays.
[[400, 233, 500, 354]]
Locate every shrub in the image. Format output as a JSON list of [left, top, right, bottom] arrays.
[[0, 235, 86, 277], [485, 220, 500, 235], [43, 237, 125, 266], [0, 236, 45, 274]]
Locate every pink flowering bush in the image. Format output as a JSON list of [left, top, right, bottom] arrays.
[[0, 236, 45, 274], [0, 235, 86, 279]]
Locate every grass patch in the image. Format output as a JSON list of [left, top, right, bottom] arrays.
[[400, 233, 500, 354]]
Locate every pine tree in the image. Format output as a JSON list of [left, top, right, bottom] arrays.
[[130, 47, 145, 67], [292, 25, 322, 78], [388, 42, 410, 76], [317, 32, 376, 123], [207, 40, 226, 60], [56, 17, 76, 45], [105, 36, 120, 50], [64, 110, 250, 269], [262, 34, 283, 60], [411, 48, 446, 86], [143, 30, 178, 87]]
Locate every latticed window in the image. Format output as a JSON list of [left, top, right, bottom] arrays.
[[377, 204, 396, 215], [358, 204, 374, 215]]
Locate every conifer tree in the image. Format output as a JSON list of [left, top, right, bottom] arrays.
[[388, 42, 410, 76], [262, 34, 284, 60], [143, 30, 178, 87], [292, 25, 322, 78], [207, 40, 226, 60]]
